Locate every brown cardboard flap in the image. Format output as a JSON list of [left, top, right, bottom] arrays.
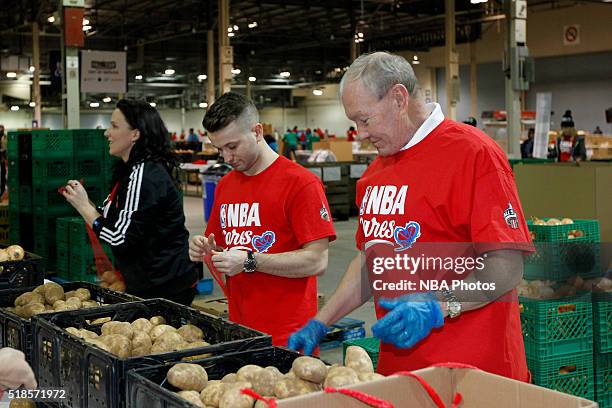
[[275, 366, 597, 407]]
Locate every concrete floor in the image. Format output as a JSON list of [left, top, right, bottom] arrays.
[[183, 195, 377, 364]]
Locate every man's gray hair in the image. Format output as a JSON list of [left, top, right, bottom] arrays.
[[339, 52, 420, 100]]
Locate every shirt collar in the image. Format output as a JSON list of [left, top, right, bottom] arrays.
[[400, 102, 445, 151]]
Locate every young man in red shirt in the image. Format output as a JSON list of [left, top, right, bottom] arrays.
[[288, 52, 533, 381], [189, 92, 336, 346]]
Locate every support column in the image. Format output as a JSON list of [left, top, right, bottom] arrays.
[[65, 47, 80, 128], [504, 0, 528, 157], [444, 0, 458, 120], [469, 40, 477, 119], [207, 30, 215, 104], [32, 22, 41, 125], [218, 0, 232, 95]]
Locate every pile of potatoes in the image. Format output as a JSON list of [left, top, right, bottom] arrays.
[[529, 217, 584, 241], [4, 282, 102, 319], [67, 316, 212, 359], [518, 275, 612, 299], [168, 346, 383, 408]]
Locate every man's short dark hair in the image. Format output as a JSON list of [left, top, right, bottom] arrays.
[[202, 92, 258, 133]]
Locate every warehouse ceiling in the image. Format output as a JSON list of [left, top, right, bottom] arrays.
[[0, 0, 609, 108]]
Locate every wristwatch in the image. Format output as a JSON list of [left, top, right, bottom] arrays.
[[441, 289, 462, 318], [243, 251, 257, 273]]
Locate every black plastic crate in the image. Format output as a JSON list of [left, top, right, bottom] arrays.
[[127, 346, 302, 408], [32, 298, 271, 408], [0, 245, 44, 291], [0, 281, 139, 363]]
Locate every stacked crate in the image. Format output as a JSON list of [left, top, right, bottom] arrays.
[[521, 219, 603, 401], [302, 162, 351, 221], [7, 129, 113, 271], [594, 292, 612, 408], [0, 202, 8, 244]]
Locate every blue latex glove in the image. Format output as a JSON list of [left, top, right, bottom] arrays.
[[372, 293, 444, 349], [287, 319, 328, 356]]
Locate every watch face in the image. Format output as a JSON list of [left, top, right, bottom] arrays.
[[449, 301, 461, 316]]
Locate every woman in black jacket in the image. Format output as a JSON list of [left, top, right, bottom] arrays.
[[62, 99, 197, 305]]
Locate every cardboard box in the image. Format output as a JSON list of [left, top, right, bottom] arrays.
[[190, 297, 228, 318], [274, 366, 597, 407]]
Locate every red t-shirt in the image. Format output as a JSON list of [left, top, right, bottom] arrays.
[[356, 119, 533, 380], [205, 156, 336, 346]]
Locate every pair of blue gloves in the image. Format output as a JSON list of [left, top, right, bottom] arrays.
[[287, 293, 444, 355]]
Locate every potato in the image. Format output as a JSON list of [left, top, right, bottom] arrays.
[[236, 365, 263, 383], [200, 380, 222, 407], [102, 334, 132, 358], [65, 288, 91, 302], [149, 315, 167, 326], [6, 245, 25, 261], [292, 356, 327, 384], [151, 331, 186, 353], [285, 370, 297, 380], [252, 366, 283, 396], [79, 329, 98, 339], [274, 377, 319, 399], [178, 324, 204, 342], [81, 300, 100, 308], [131, 332, 152, 356], [176, 391, 205, 407], [168, 363, 208, 392], [179, 341, 212, 361], [9, 398, 36, 408], [66, 327, 81, 336], [16, 303, 46, 318], [131, 318, 153, 333], [32, 285, 45, 296], [91, 317, 112, 325], [102, 321, 134, 339], [43, 282, 65, 304], [0, 249, 8, 263], [150, 324, 177, 341], [65, 297, 83, 310], [324, 367, 359, 388], [221, 373, 237, 383], [85, 337, 112, 353], [344, 346, 374, 374], [14, 292, 44, 307], [219, 386, 255, 408], [53, 300, 69, 312], [358, 372, 385, 382]]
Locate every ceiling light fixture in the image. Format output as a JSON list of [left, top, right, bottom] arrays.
[[29, 102, 36, 107], [10, 106, 19, 111], [135, 74, 143, 80], [6, 72, 17, 78], [103, 97, 112, 103], [83, 18, 89, 25], [470, 0, 488, 3], [227, 27, 233, 32], [228, 32, 235, 37], [197, 74, 207, 81], [199, 102, 208, 108], [164, 68, 175, 75], [47, 16, 55, 23], [149, 102, 156, 107], [248, 21, 258, 28], [29, 66, 35, 72], [89, 102, 100, 108], [248, 76, 256, 82], [233, 25, 239, 31], [231, 68, 241, 75], [280, 71, 290, 78], [312, 89, 323, 96]]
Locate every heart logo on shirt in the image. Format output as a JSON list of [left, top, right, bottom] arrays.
[[252, 231, 276, 253], [393, 221, 421, 251]]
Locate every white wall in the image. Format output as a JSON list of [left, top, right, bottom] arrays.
[[0, 110, 34, 130], [158, 109, 208, 134]]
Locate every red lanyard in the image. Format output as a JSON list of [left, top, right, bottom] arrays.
[[108, 182, 120, 208]]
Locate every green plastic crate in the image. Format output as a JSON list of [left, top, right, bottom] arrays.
[[7, 131, 19, 160], [520, 292, 593, 359], [76, 158, 104, 178], [56, 217, 79, 246], [31, 129, 74, 158], [595, 352, 612, 408], [524, 241, 601, 281], [343, 337, 380, 369], [527, 352, 594, 400], [56, 243, 70, 280], [527, 219, 600, 243], [69, 255, 97, 283], [73, 129, 107, 155], [7, 158, 18, 187], [32, 184, 72, 209], [19, 185, 31, 213], [594, 293, 612, 353], [31, 158, 73, 179]]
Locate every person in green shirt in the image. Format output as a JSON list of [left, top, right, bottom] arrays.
[[282, 128, 298, 160]]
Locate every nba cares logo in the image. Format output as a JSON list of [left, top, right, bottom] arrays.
[[393, 221, 421, 251], [252, 231, 276, 253]]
